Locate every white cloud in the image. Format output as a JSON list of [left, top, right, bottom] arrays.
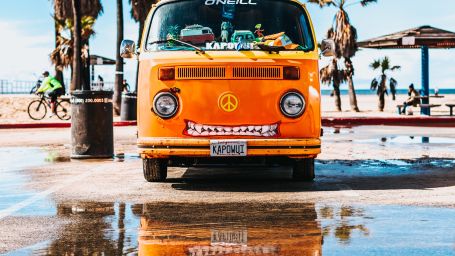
[[0, 20, 54, 81]]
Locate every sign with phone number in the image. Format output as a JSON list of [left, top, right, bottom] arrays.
[[70, 98, 113, 104]]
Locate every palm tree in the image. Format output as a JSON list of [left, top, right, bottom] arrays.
[[370, 57, 400, 111], [53, 16, 65, 93], [50, 17, 96, 91], [72, 0, 82, 91], [52, 0, 103, 91], [114, 0, 124, 115], [320, 58, 345, 111], [308, 0, 377, 112], [129, 0, 159, 92]]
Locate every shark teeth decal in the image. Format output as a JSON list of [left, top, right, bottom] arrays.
[[185, 121, 279, 137]]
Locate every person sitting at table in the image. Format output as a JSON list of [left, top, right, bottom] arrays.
[[402, 84, 421, 115]]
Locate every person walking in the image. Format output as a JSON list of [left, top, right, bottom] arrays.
[[122, 79, 130, 92], [97, 75, 104, 90], [37, 71, 64, 117]]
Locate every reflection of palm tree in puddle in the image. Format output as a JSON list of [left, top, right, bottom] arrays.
[[47, 202, 125, 255], [319, 205, 370, 245]]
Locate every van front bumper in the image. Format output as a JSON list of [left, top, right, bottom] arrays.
[[138, 138, 321, 158]]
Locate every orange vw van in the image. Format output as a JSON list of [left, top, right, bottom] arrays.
[[121, 0, 334, 182]]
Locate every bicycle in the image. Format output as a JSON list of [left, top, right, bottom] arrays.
[[27, 93, 71, 120]]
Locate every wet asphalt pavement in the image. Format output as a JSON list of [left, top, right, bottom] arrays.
[[1, 126, 455, 255]]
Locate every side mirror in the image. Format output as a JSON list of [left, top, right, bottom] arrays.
[[321, 39, 336, 57], [120, 39, 137, 59]]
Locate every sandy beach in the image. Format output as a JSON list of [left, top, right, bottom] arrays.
[[322, 92, 455, 117], [0, 93, 454, 124]]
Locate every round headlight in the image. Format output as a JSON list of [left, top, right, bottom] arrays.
[[280, 92, 305, 118], [153, 92, 178, 119]]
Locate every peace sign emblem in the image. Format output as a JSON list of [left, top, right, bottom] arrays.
[[219, 93, 239, 112]]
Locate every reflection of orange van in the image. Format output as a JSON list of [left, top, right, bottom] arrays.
[[137, 203, 322, 256], [121, 0, 334, 182]]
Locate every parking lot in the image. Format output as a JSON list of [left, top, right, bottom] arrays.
[[1, 126, 455, 255]]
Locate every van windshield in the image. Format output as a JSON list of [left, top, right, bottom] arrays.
[[146, 0, 315, 52]]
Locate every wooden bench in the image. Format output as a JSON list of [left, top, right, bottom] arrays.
[[398, 104, 442, 115], [447, 104, 455, 116], [419, 104, 441, 115]]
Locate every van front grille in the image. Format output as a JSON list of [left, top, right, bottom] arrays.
[[176, 67, 226, 80], [232, 67, 282, 79], [174, 66, 283, 80]]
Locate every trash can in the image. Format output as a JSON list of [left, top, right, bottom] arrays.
[[120, 92, 137, 121], [70, 91, 114, 159]]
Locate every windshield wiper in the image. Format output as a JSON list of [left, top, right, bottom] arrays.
[[149, 38, 205, 54]]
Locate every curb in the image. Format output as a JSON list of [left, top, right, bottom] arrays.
[[1, 117, 454, 129], [0, 121, 137, 129], [322, 117, 455, 127]]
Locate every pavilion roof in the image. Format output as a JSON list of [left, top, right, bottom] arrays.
[[358, 25, 455, 49]]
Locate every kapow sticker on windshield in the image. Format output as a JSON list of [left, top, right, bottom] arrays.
[[205, 0, 257, 5], [205, 42, 255, 50]]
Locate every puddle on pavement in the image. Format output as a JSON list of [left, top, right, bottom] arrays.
[[0, 147, 139, 217], [0, 147, 48, 171], [0, 147, 56, 215], [6, 202, 455, 256], [114, 153, 140, 162], [360, 136, 455, 145], [317, 158, 455, 177], [324, 127, 354, 135]]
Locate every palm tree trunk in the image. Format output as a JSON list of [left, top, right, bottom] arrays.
[[345, 58, 360, 112], [116, 203, 126, 256], [54, 20, 66, 93], [378, 76, 387, 111], [82, 40, 91, 91], [71, 0, 82, 91], [134, 21, 144, 93], [347, 76, 359, 112], [333, 81, 342, 112], [378, 91, 385, 111], [113, 0, 124, 115]]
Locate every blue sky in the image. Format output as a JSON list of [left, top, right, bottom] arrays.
[[1, 0, 454, 89]]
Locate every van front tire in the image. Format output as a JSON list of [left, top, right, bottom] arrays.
[[143, 158, 168, 182], [293, 158, 315, 182]]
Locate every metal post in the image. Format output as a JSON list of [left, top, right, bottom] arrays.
[[91, 65, 95, 84], [421, 46, 430, 115]]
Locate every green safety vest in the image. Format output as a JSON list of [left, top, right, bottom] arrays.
[[37, 76, 63, 93]]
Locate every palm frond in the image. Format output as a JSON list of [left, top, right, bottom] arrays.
[[370, 59, 381, 70], [306, 0, 336, 8], [333, 10, 358, 58], [391, 65, 401, 71], [389, 77, 398, 100], [360, 0, 378, 7], [50, 36, 73, 69], [53, 0, 103, 20], [129, 0, 159, 22], [370, 78, 379, 91], [320, 58, 345, 86], [320, 65, 332, 85], [381, 56, 390, 73]]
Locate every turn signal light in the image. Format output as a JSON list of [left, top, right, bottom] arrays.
[[159, 67, 175, 81], [283, 66, 300, 80]]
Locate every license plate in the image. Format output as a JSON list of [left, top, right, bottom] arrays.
[[210, 140, 247, 157], [211, 229, 248, 245]]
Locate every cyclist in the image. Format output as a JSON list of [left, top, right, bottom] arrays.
[[36, 71, 64, 117]]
